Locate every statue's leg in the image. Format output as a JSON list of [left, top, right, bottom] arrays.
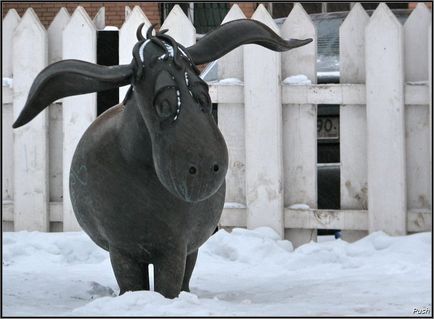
[[153, 250, 186, 299], [109, 246, 149, 294], [181, 250, 198, 292]]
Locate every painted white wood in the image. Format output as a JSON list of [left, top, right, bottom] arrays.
[[62, 7, 96, 231], [216, 5, 246, 206], [244, 5, 284, 238], [281, 3, 317, 246], [2, 104, 14, 202], [366, 3, 406, 235], [219, 5, 246, 80], [119, 6, 151, 103], [12, 8, 49, 231], [2, 10, 20, 77], [2, 10, 20, 205], [220, 208, 247, 227], [429, 24, 432, 215], [404, 4, 431, 212], [339, 3, 370, 242], [160, 5, 196, 47], [220, 207, 431, 233], [48, 9, 70, 203], [48, 8, 70, 64], [125, 6, 132, 21], [208, 83, 244, 104], [93, 7, 105, 30], [285, 209, 368, 231], [209, 83, 429, 105], [339, 3, 369, 208]]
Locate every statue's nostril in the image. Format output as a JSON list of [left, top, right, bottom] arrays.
[[213, 164, 219, 172], [189, 166, 197, 175]]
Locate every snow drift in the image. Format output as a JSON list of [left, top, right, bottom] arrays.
[[2, 228, 431, 316]]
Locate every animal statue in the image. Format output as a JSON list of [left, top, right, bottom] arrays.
[[13, 20, 312, 299]]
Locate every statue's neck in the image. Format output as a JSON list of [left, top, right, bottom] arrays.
[[118, 94, 154, 167]]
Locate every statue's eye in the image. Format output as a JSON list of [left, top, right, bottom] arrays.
[[154, 87, 178, 119]]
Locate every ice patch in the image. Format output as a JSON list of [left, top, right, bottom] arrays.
[[289, 203, 310, 209], [3, 77, 13, 88], [283, 74, 311, 85], [103, 26, 119, 31], [218, 78, 243, 85], [224, 202, 246, 209]]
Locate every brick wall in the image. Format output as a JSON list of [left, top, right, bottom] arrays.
[[2, 2, 259, 28]]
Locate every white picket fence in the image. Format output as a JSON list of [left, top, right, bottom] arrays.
[[2, 4, 432, 247]]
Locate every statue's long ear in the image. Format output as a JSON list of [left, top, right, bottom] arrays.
[[186, 19, 313, 65], [13, 59, 133, 128]]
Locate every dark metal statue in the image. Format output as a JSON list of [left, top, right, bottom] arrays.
[[13, 20, 312, 298]]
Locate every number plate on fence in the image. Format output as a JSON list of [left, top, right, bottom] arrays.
[[317, 116, 339, 139]]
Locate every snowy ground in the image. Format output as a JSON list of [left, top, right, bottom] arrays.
[[2, 228, 432, 316]]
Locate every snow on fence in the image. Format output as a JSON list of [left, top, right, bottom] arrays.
[[2, 4, 432, 246]]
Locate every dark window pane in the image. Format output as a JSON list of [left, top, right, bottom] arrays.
[[361, 2, 380, 10], [272, 3, 293, 18], [97, 31, 119, 115], [300, 2, 322, 14], [327, 3, 350, 12], [194, 3, 229, 34]]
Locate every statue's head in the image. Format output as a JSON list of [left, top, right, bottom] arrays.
[[12, 20, 312, 202], [125, 24, 230, 202]]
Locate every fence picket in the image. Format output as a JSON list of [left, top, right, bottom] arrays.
[[281, 3, 317, 247], [119, 6, 151, 103], [48, 8, 70, 208], [2, 10, 20, 206], [62, 7, 96, 231], [244, 5, 284, 238], [217, 5, 246, 211], [93, 7, 105, 30], [2, 10, 20, 231], [160, 5, 195, 47], [12, 8, 49, 231], [404, 4, 431, 212], [339, 3, 369, 242], [429, 23, 432, 215], [366, 3, 406, 235]]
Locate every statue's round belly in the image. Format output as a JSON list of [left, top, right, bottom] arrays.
[[70, 153, 224, 257]]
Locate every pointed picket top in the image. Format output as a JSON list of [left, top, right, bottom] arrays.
[[281, 3, 316, 81], [221, 4, 246, 24], [119, 6, 151, 102], [339, 3, 369, 83], [13, 6, 47, 110], [251, 4, 279, 34], [281, 3, 315, 38], [161, 5, 195, 47], [120, 5, 151, 36], [367, 3, 402, 31], [93, 7, 105, 30], [119, 6, 151, 64], [47, 8, 70, 63], [2, 9, 21, 77], [14, 8, 47, 84], [125, 6, 132, 21], [404, 3, 431, 81], [16, 7, 46, 35], [2, 8, 20, 24], [63, 6, 96, 61], [218, 4, 246, 79]]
